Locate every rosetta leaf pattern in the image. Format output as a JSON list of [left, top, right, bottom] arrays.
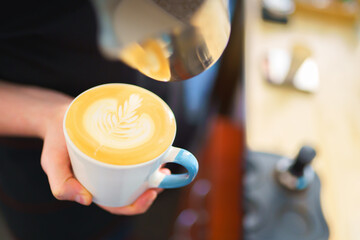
[[118, 94, 142, 124]]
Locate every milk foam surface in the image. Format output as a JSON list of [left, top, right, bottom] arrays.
[[84, 94, 154, 152], [65, 84, 176, 165]]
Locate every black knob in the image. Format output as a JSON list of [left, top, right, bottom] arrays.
[[289, 146, 316, 177]]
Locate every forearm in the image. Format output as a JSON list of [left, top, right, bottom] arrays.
[[0, 80, 72, 138], [0, 80, 161, 211]]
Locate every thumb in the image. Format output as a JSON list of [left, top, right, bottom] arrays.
[[41, 129, 92, 205]]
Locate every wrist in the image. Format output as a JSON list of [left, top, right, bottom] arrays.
[[16, 84, 73, 139], [39, 98, 73, 140], [0, 81, 73, 139]]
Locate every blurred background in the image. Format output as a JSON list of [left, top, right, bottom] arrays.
[[1, 0, 360, 239], [245, 0, 360, 239]]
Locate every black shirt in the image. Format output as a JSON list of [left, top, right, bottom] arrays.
[[0, 1, 196, 239]]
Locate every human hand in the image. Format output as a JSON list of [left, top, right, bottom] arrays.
[[40, 98, 93, 206], [0, 82, 168, 215], [39, 92, 168, 214]]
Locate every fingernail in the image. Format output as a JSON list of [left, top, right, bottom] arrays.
[[75, 194, 88, 205]]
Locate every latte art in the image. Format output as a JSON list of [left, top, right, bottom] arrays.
[[65, 84, 176, 165], [84, 94, 155, 151]]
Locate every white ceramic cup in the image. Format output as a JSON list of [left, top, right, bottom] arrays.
[[63, 85, 199, 207]]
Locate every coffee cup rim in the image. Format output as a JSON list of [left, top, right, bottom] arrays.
[[63, 83, 177, 169]]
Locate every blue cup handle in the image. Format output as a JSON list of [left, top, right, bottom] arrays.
[[148, 147, 199, 188]]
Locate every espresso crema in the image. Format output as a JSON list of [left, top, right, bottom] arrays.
[[65, 84, 176, 165]]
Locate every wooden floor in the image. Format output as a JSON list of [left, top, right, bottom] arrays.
[[245, 1, 360, 239]]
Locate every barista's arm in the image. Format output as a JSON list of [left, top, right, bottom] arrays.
[[0, 80, 162, 215], [0, 81, 71, 137]]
